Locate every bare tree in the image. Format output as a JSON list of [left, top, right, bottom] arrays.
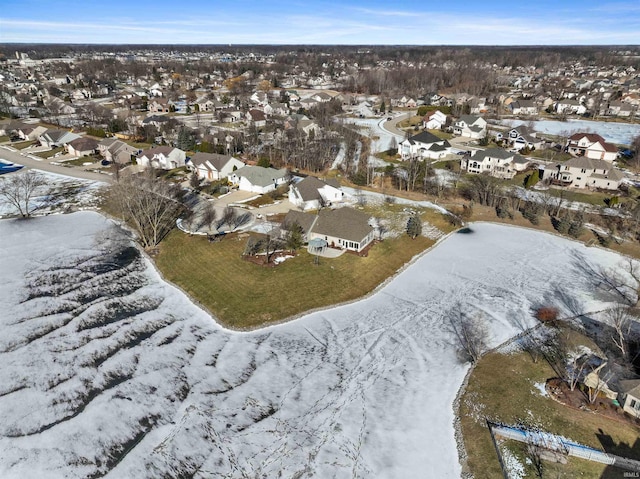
[[199, 203, 218, 232], [108, 173, 185, 249], [449, 308, 488, 363], [606, 305, 635, 358], [0, 170, 47, 218]]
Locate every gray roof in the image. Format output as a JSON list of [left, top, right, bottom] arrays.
[[313, 208, 373, 243], [473, 148, 522, 162], [458, 115, 481, 125], [292, 176, 338, 202], [233, 165, 288, 187], [620, 379, 640, 398], [564, 156, 620, 173], [282, 210, 317, 234], [407, 131, 443, 145], [190, 152, 238, 172]]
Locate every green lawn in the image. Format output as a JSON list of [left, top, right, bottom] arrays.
[[0, 135, 9, 143], [34, 146, 64, 159], [62, 156, 99, 166], [459, 325, 640, 478], [156, 227, 435, 329], [12, 140, 36, 150]]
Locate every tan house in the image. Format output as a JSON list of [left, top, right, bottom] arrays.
[[66, 137, 98, 157], [98, 138, 138, 164], [566, 133, 618, 162]]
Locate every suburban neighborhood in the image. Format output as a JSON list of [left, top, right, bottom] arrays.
[[1, 42, 640, 479]]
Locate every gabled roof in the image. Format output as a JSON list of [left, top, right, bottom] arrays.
[[68, 137, 98, 151], [620, 379, 640, 398], [563, 156, 622, 175], [313, 208, 373, 243], [138, 145, 175, 158], [190, 152, 239, 172], [292, 176, 341, 202], [568, 132, 607, 143], [472, 148, 521, 162], [458, 115, 482, 125], [407, 131, 443, 145], [40, 129, 80, 144], [232, 165, 288, 187], [282, 210, 317, 234]]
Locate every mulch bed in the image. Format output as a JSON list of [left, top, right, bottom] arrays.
[[546, 378, 640, 428]]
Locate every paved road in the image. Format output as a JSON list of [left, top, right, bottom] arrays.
[[0, 145, 112, 183], [381, 111, 414, 137]]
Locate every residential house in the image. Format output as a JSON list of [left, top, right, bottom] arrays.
[[566, 133, 618, 162], [228, 165, 289, 194], [497, 126, 544, 151], [17, 125, 48, 141], [555, 99, 587, 115], [98, 138, 138, 165], [148, 98, 170, 113], [422, 110, 447, 130], [401, 131, 452, 160], [39, 129, 81, 148], [469, 98, 488, 115], [461, 148, 529, 179], [453, 115, 487, 139], [66, 137, 98, 157], [247, 109, 267, 128], [544, 156, 624, 190], [312, 92, 332, 103], [288, 176, 345, 211], [509, 99, 539, 116], [137, 146, 186, 170], [282, 207, 375, 253], [264, 102, 289, 117], [618, 380, 640, 419], [189, 152, 244, 181], [297, 119, 321, 138]]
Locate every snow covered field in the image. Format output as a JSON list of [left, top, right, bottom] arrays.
[[0, 170, 104, 218], [500, 119, 640, 145], [0, 212, 628, 478], [344, 117, 403, 153]]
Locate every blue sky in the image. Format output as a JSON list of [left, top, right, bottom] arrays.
[[1, 0, 639, 45]]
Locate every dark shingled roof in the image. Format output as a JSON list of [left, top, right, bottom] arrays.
[[282, 210, 317, 234], [407, 131, 442, 145]]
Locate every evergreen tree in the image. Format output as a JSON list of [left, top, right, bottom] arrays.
[[524, 169, 540, 188], [406, 213, 422, 239], [380, 100, 386, 113]]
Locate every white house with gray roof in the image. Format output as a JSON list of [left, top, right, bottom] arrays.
[[189, 152, 244, 181], [453, 115, 487, 139], [228, 165, 289, 194], [461, 148, 529, 179], [401, 131, 452, 160], [543, 157, 623, 190], [288, 176, 345, 211]]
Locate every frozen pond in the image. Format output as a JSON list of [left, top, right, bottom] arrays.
[[0, 212, 627, 478], [500, 118, 640, 145]]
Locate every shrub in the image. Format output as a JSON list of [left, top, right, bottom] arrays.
[[535, 307, 559, 323]]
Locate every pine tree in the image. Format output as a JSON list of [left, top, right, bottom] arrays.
[[406, 213, 422, 239]]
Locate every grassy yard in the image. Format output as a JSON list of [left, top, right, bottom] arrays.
[[459, 326, 640, 478], [155, 223, 436, 329], [0, 135, 9, 143], [12, 140, 36, 150], [34, 146, 64, 159], [528, 149, 573, 162], [62, 156, 99, 166]]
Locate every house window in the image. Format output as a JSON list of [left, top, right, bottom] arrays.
[[581, 169, 586, 173], [631, 399, 638, 409], [577, 177, 581, 180]]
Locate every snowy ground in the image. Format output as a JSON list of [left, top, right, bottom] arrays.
[[499, 119, 640, 145], [0, 169, 104, 218], [345, 117, 403, 153], [0, 213, 629, 478]]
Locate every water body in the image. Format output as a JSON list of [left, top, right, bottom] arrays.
[[500, 118, 640, 145]]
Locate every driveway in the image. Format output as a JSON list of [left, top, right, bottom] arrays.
[[0, 145, 112, 183]]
